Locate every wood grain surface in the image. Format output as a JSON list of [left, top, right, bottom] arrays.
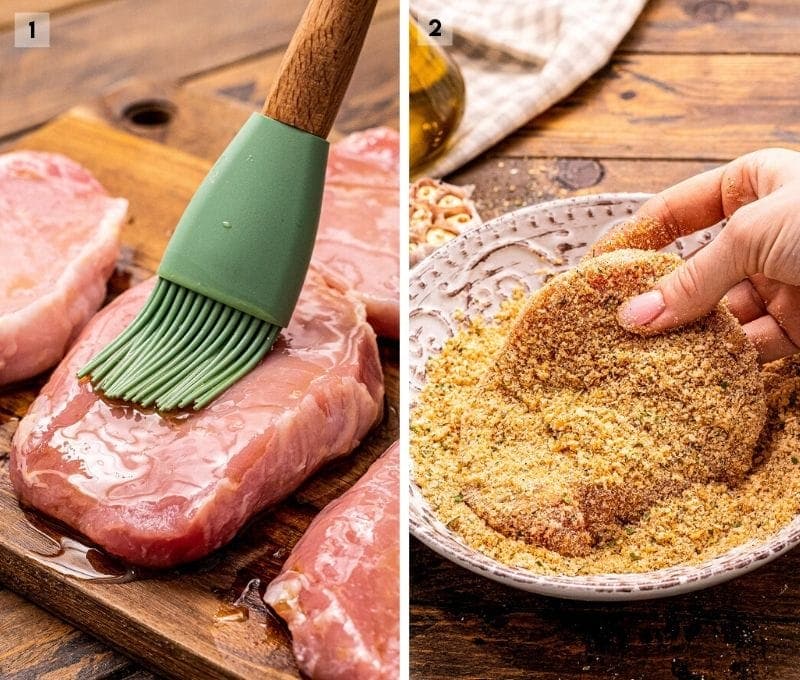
[[504, 54, 800, 160], [622, 0, 800, 54], [0, 0, 303, 138], [447, 156, 719, 221], [0, 0, 89, 30], [412, 539, 800, 680], [262, 0, 378, 137], [186, 0, 399, 135], [0, 586, 151, 679], [0, 107, 398, 680], [73, 81, 256, 162], [412, 1, 800, 678], [0, 0, 398, 141]]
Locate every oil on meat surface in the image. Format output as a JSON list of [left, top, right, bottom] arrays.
[[266, 441, 400, 680], [313, 128, 399, 339], [10, 269, 383, 568]]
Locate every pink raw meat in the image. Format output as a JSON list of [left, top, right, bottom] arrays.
[[265, 441, 399, 680], [0, 151, 126, 385], [10, 269, 384, 568], [313, 128, 399, 339]]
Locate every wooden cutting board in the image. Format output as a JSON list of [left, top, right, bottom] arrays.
[[0, 95, 399, 680]]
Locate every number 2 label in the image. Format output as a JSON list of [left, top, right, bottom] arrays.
[[418, 14, 452, 46]]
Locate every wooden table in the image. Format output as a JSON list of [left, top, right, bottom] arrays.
[[412, 1, 800, 678], [0, 1, 397, 678]]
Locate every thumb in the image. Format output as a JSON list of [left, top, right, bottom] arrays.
[[617, 231, 745, 334]]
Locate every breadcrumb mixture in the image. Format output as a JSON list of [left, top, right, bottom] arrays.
[[591, 216, 676, 255], [411, 251, 800, 575]]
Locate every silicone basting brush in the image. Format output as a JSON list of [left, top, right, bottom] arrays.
[[79, 0, 378, 410]]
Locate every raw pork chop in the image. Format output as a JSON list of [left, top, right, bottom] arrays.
[[10, 270, 384, 568], [313, 128, 399, 339], [265, 441, 399, 680], [0, 151, 126, 385]]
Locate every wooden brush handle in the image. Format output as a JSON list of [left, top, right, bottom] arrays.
[[263, 0, 378, 138]]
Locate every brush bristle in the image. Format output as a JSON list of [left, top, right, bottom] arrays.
[[78, 279, 280, 411]]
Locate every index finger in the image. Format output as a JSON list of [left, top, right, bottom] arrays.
[[592, 159, 755, 255]]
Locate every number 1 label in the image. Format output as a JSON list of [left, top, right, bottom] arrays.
[[14, 13, 50, 47]]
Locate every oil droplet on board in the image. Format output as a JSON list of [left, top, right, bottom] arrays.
[[24, 511, 138, 583], [222, 221, 232, 229], [211, 578, 293, 662], [214, 602, 250, 623], [214, 578, 262, 624]]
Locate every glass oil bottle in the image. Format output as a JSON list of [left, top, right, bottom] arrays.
[[409, 20, 466, 173]]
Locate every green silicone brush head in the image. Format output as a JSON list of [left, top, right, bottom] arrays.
[[78, 113, 328, 410], [79, 279, 281, 410]]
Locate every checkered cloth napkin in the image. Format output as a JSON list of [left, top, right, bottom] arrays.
[[411, 0, 647, 178]]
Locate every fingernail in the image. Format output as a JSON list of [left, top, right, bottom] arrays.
[[618, 290, 665, 328]]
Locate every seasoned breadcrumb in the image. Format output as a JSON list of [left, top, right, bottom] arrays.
[[411, 251, 798, 575], [591, 216, 675, 256], [460, 250, 765, 556]]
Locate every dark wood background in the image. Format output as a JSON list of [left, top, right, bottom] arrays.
[[0, 0, 397, 678], [413, 1, 800, 679]]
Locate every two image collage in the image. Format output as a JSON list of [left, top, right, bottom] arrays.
[[2, 1, 800, 678]]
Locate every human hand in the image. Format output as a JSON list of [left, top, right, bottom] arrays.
[[592, 148, 800, 363]]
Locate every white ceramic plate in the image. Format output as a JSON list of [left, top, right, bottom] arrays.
[[409, 192, 800, 601]]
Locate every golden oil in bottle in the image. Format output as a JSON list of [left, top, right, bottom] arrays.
[[409, 20, 466, 172]]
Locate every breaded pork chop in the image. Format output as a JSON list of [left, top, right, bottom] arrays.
[[459, 249, 767, 557]]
